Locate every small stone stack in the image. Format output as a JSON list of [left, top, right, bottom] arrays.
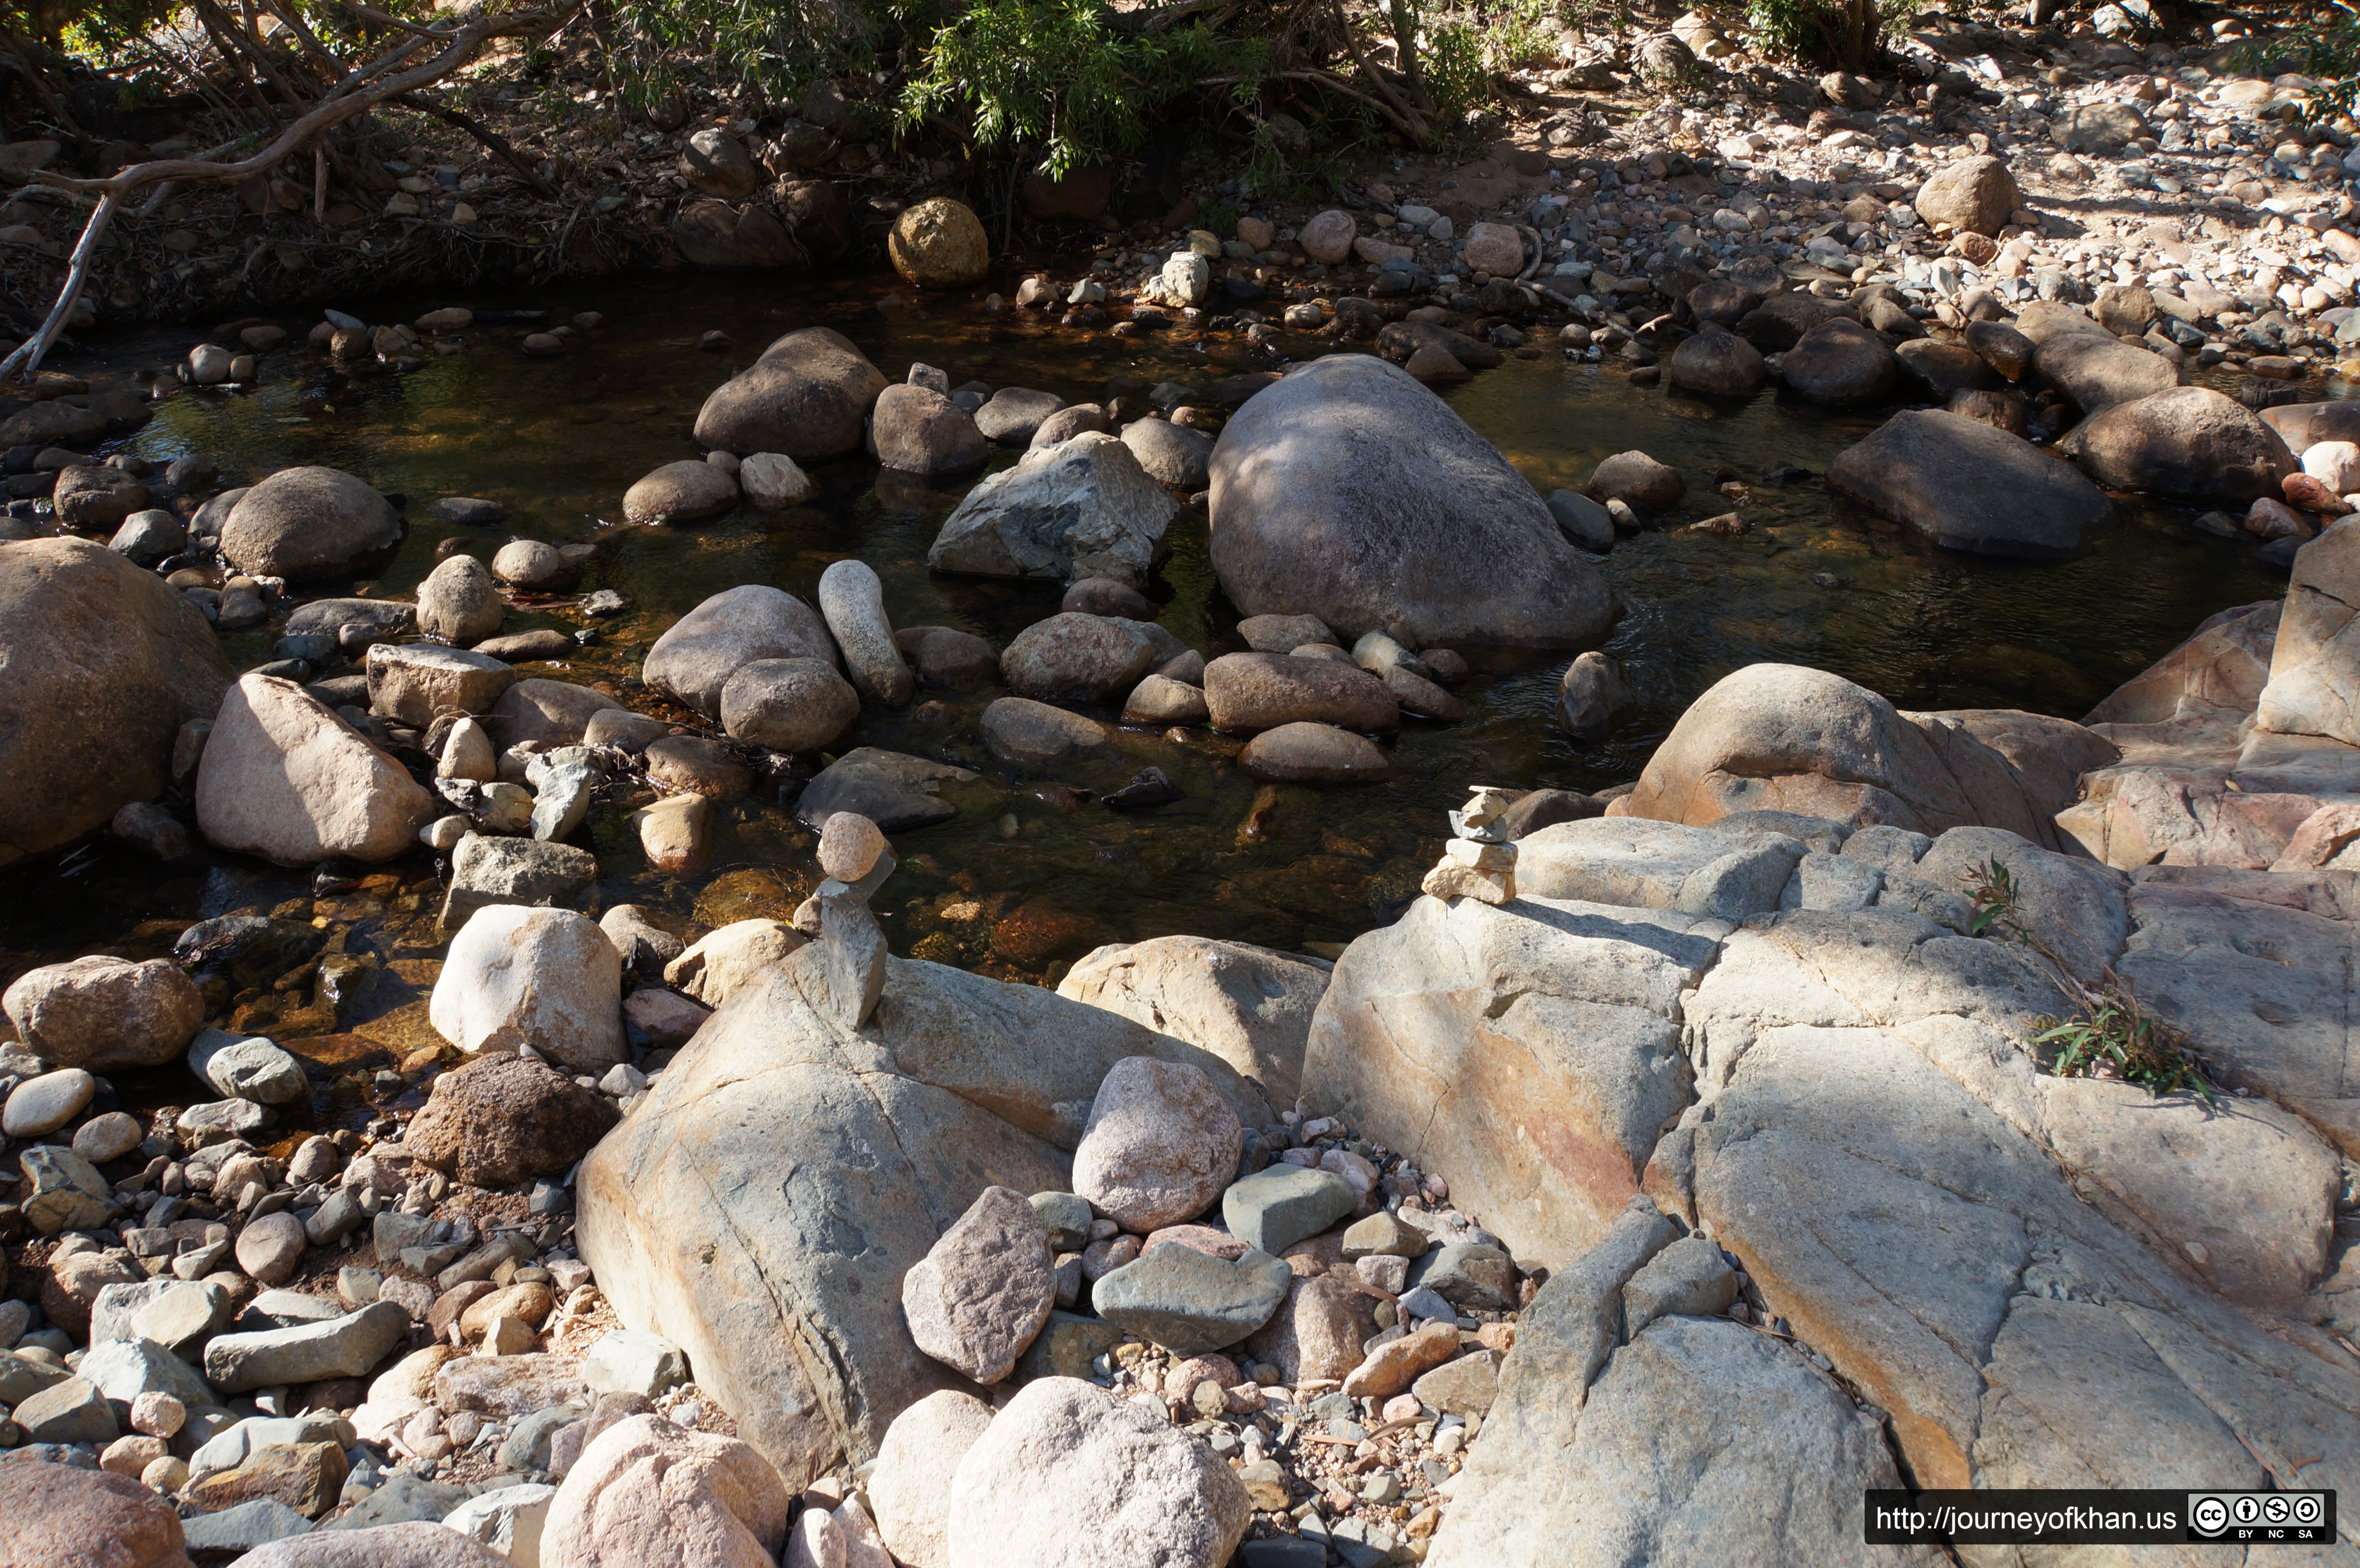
[[1420, 786, 1518, 906], [801, 811, 893, 1029]]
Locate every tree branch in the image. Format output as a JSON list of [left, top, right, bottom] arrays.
[[394, 91, 558, 196], [1, 0, 583, 385]]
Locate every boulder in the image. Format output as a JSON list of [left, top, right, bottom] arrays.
[[1620, 663, 2117, 851], [53, 465, 148, 530], [1560, 650, 1639, 740], [204, 1301, 410, 1393], [694, 327, 889, 462], [488, 679, 611, 749], [1071, 1057, 1241, 1232], [672, 200, 802, 268], [2255, 515, 2360, 746], [1828, 409, 2110, 560], [623, 460, 738, 525], [2052, 101, 2148, 155], [219, 467, 401, 579], [2074, 385, 2298, 501], [869, 1391, 995, 1568], [416, 555, 504, 645], [1209, 354, 1612, 648], [1000, 613, 1159, 703], [234, 1522, 511, 1567], [440, 834, 598, 931], [1893, 340, 2000, 399], [196, 675, 436, 864], [719, 658, 862, 752], [887, 198, 989, 288], [818, 559, 913, 705], [943, 1378, 1250, 1568], [795, 748, 975, 832], [644, 586, 839, 717], [0, 1461, 194, 1568], [680, 128, 760, 196], [928, 433, 1176, 588], [980, 698, 1111, 766], [872, 385, 987, 475], [2029, 318, 2178, 413], [1302, 894, 1722, 1269], [1120, 418, 1215, 490], [973, 388, 1064, 445], [1780, 318, 1897, 406], [540, 1414, 789, 1568], [577, 954, 1266, 1480], [429, 905, 627, 1071], [1057, 937, 1329, 1107], [1431, 1278, 1932, 1566], [1237, 723, 1393, 784], [1912, 154, 2019, 236], [3, 956, 203, 1073], [900, 1185, 1058, 1384], [1586, 450, 1685, 511], [0, 538, 231, 866], [365, 643, 515, 725], [405, 1054, 620, 1186], [1664, 325, 1765, 398], [2261, 398, 2360, 455], [1203, 652, 1399, 734]]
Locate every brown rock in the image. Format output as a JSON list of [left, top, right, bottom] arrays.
[[887, 198, 990, 289], [4, 955, 203, 1073], [195, 674, 436, 865], [186, 1441, 348, 1519], [872, 384, 987, 475], [692, 328, 886, 462], [1341, 1321, 1460, 1397], [1238, 723, 1395, 785], [0, 1460, 193, 1568], [404, 1054, 621, 1187], [1203, 652, 1399, 735], [0, 538, 231, 868], [1243, 1271, 1379, 1384], [1911, 155, 2019, 237], [218, 467, 402, 580], [900, 1185, 1058, 1384]]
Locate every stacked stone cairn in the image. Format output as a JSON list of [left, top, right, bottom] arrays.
[[1419, 786, 1517, 905]]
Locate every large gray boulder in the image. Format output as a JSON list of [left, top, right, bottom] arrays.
[[2254, 515, 2360, 747], [2074, 385, 2298, 501], [219, 467, 402, 580], [1207, 354, 1613, 648], [577, 951, 1269, 1484], [1827, 409, 2109, 560], [0, 538, 231, 868], [693, 327, 888, 460], [928, 433, 1176, 588], [642, 585, 839, 717], [1434, 1270, 1937, 1567], [1057, 936, 1330, 1108]]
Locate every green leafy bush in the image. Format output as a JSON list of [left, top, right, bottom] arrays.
[[1744, 0, 1903, 70]]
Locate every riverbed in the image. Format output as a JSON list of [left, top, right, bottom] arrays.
[[0, 269, 2289, 1008]]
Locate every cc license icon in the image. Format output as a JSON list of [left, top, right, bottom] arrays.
[[2191, 1496, 2230, 1536]]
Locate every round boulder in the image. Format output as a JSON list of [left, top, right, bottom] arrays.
[[1588, 451, 1685, 511], [491, 539, 570, 588], [1665, 326, 1766, 398], [693, 327, 889, 462], [219, 466, 401, 579], [417, 554, 505, 645], [1912, 154, 2019, 236], [888, 198, 990, 288], [3, 955, 204, 1072], [1781, 318, 1898, 405], [873, 384, 988, 475], [719, 657, 862, 752], [1237, 722, 1393, 784], [1298, 210, 1356, 264], [0, 538, 231, 867], [1000, 613, 1160, 704], [2075, 385, 2298, 502], [644, 585, 839, 716], [623, 460, 738, 525], [0, 1461, 192, 1568], [196, 674, 438, 864], [1072, 1056, 1243, 1233], [1208, 355, 1611, 649], [429, 905, 627, 1071], [405, 1053, 622, 1186], [1120, 419, 1216, 490]]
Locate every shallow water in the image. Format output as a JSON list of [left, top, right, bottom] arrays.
[[0, 270, 2290, 1009]]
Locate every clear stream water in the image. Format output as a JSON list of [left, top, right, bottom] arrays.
[[0, 268, 2294, 1122]]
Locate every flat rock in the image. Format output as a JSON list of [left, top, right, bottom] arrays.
[[1828, 409, 2106, 560], [795, 747, 977, 831]]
